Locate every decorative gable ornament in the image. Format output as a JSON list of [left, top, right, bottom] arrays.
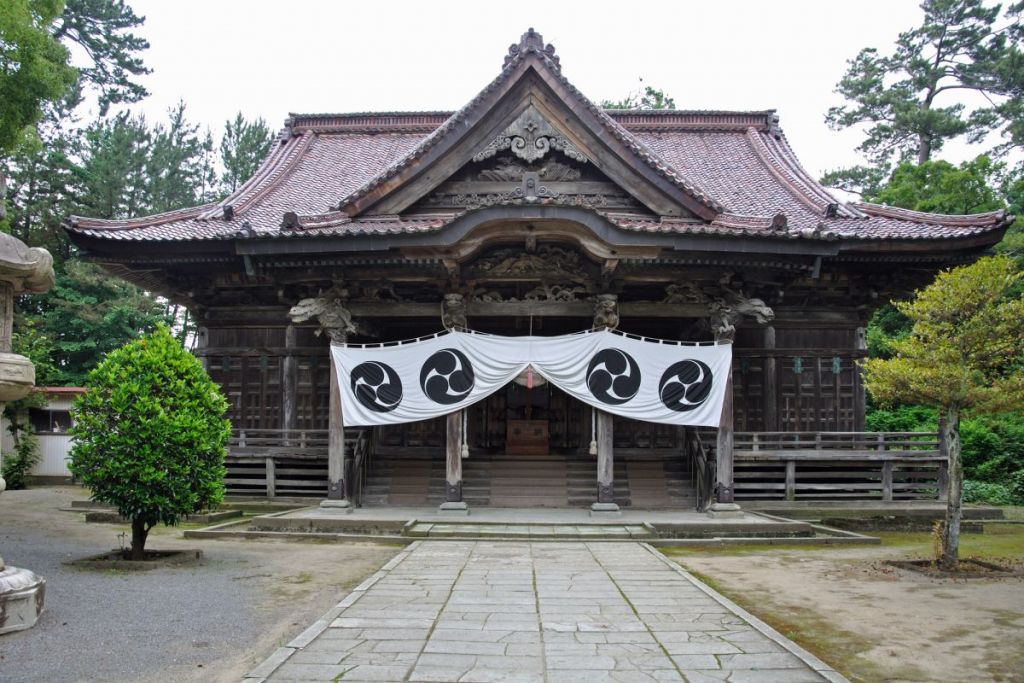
[[473, 106, 589, 165]]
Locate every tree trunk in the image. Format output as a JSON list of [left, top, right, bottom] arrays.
[[917, 135, 933, 165], [940, 407, 962, 571], [130, 518, 150, 561]]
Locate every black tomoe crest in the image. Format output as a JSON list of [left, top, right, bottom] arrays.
[[420, 348, 475, 405], [659, 359, 713, 412], [586, 348, 641, 405], [351, 361, 403, 412]]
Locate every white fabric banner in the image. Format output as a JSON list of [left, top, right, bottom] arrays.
[[332, 330, 731, 428]]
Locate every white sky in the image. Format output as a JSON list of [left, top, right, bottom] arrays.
[[118, 0, 1000, 182]]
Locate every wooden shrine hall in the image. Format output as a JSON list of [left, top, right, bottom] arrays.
[[64, 29, 1012, 513]]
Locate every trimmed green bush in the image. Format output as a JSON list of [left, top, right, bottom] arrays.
[[70, 325, 230, 559]]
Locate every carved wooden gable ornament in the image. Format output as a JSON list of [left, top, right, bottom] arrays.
[[339, 30, 719, 222], [473, 106, 588, 165]]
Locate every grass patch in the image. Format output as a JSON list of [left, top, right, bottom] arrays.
[[684, 568, 924, 682], [662, 523, 1024, 560], [875, 523, 1024, 560]]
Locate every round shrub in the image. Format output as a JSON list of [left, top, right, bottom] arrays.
[[70, 325, 230, 559]]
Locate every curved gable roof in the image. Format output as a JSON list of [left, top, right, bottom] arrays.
[[65, 30, 1012, 250]]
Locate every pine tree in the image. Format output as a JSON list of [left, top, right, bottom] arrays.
[[219, 113, 273, 195]]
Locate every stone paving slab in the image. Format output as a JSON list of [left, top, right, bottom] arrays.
[[246, 541, 848, 683]]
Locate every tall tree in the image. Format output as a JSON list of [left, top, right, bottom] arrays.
[[219, 113, 273, 195], [19, 259, 170, 386], [869, 155, 1006, 213], [862, 255, 1024, 570], [0, 0, 76, 226], [601, 84, 676, 110], [49, 0, 149, 114], [4, 95, 85, 260], [147, 102, 215, 211], [827, 0, 1012, 165], [0, 0, 75, 153], [823, 0, 1022, 195]]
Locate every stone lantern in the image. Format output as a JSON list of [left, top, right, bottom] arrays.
[[0, 233, 54, 635]]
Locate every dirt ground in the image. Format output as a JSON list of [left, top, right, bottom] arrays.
[[0, 486, 400, 683], [667, 529, 1024, 683]]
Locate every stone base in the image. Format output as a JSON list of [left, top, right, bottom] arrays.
[[0, 565, 45, 634], [319, 499, 354, 513], [438, 501, 470, 516], [707, 502, 744, 519], [590, 502, 622, 518]]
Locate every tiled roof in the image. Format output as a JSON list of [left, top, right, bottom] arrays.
[[65, 31, 1012, 249]]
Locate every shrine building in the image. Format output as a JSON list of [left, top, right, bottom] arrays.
[[64, 30, 1011, 513]]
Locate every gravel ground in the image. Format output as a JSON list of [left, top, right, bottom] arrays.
[[0, 486, 400, 683]]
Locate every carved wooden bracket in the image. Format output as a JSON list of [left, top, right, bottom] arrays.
[[593, 294, 619, 330], [442, 293, 468, 330]]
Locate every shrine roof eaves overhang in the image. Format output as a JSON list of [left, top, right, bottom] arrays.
[[63, 28, 1014, 261]]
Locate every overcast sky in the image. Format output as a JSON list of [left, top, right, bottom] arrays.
[[119, 0, 995, 181]]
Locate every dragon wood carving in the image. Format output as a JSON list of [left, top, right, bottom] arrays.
[[288, 286, 360, 342]]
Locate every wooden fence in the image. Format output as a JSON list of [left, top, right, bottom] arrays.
[[225, 428, 949, 503], [225, 429, 342, 497], [732, 431, 947, 501]]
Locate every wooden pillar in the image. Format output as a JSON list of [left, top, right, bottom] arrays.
[[784, 460, 796, 501], [592, 409, 619, 512], [715, 366, 735, 504], [445, 411, 464, 503], [322, 344, 350, 508], [763, 326, 778, 431], [195, 325, 209, 371], [853, 326, 867, 431], [281, 325, 298, 432]]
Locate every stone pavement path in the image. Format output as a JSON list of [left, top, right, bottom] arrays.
[[247, 541, 846, 683]]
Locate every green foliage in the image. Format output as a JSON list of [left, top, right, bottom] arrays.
[[0, 398, 43, 490], [11, 316, 58, 385], [220, 112, 273, 195], [50, 0, 149, 114], [862, 255, 1024, 414], [18, 260, 170, 385], [601, 84, 676, 110], [865, 303, 913, 359], [0, 0, 76, 155], [960, 412, 1024, 480], [869, 156, 1006, 214], [963, 479, 1017, 505], [80, 102, 217, 219], [865, 405, 937, 432], [825, 0, 1019, 165], [69, 325, 230, 555], [819, 164, 889, 198]]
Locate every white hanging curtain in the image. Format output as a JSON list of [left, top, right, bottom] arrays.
[[331, 329, 730, 428]]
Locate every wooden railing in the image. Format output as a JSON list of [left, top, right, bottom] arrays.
[[225, 428, 368, 498], [733, 431, 947, 502]]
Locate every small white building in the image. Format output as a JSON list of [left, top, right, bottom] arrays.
[[1, 387, 84, 481]]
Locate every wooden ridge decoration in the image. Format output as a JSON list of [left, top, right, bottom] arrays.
[[473, 106, 588, 164]]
